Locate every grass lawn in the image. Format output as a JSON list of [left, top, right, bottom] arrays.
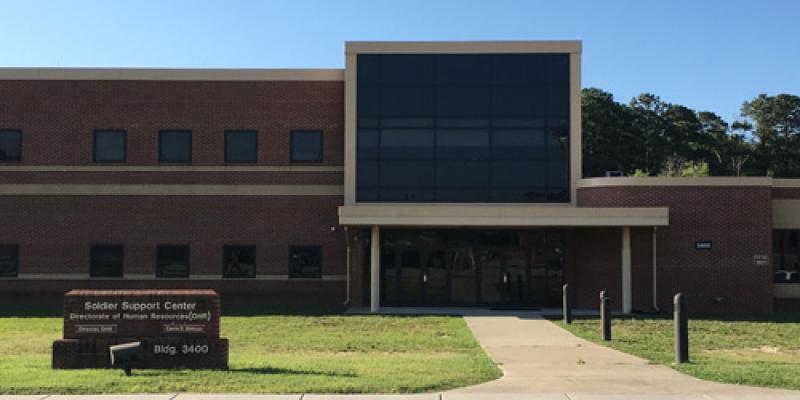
[[0, 307, 501, 394], [552, 313, 800, 390]]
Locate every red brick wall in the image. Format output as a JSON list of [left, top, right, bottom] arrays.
[[567, 228, 622, 310], [0, 195, 344, 275], [0, 79, 347, 306], [578, 185, 773, 313], [0, 80, 344, 166]]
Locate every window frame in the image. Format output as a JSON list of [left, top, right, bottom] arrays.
[[222, 245, 257, 278], [89, 244, 124, 278], [158, 130, 193, 163], [290, 129, 324, 163], [224, 130, 258, 163], [92, 130, 128, 163], [0, 244, 19, 278], [288, 245, 322, 279], [155, 244, 191, 278], [0, 129, 22, 163]]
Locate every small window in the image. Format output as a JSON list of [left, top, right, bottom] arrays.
[[289, 245, 322, 279], [291, 130, 323, 162], [223, 245, 256, 278], [90, 245, 123, 278], [93, 130, 127, 162], [225, 130, 257, 163], [0, 244, 19, 277], [156, 245, 190, 278], [159, 130, 192, 163], [0, 130, 21, 162]]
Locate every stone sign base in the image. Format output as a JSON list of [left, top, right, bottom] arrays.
[[52, 289, 228, 370], [53, 337, 229, 369]]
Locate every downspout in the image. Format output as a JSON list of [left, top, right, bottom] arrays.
[[652, 226, 660, 312], [343, 226, 351, 306]]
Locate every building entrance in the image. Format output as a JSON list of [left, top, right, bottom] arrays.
[[381, 229, 565, 307]]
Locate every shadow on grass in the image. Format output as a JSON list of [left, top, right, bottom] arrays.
[[131, 366, 358, 378], [545, 312, 800, 324], [0, 305, 62, 317]]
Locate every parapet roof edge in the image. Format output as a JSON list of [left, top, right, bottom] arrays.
[[0, 68, 344, 81], [345, 40, 582, 54], [577, 177, 778, 188]]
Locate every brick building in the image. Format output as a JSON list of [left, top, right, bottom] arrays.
[[0, 41, 797, 313]]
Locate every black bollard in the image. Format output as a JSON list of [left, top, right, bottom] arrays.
[[600, 289, 611, 341], [674, 293, 689, 363], [563, 284, 572, 324]]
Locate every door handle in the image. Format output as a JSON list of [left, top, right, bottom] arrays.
[[503, 273, 509, 284], [423, 273, 428, 283]]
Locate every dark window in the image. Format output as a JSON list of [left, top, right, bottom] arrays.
[[159, 130, 192, 163], [291, 130, 323, 162], [225, 130, 258, 163], [0, 130, 21, 162], [356, 53, 570, 203], [93, 130, 126, 162], [289, 246, 321, 278], [223, 245, 256, 278], [90, 245, 123, 278], [156, 245, 190, 278], [0, 244, 19, 277]]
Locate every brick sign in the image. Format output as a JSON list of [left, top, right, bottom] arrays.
[[53, 289, 228, 369]]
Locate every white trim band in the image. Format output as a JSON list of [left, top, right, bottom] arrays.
[[0, 68, 344, 81], [0, 165, 344, 173], [0, 184, 343, 196], [9, 273, 346, 281]]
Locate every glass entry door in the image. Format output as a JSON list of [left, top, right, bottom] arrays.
[[381, 229, 565, 307]]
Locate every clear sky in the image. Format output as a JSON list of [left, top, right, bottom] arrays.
[[1, 0, 797, 123]]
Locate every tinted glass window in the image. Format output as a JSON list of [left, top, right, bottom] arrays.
[[225, 131, 257, 163], [93, 131, 126, 162], [156, 245, 190, 278], [90, 245, 123, 277], [159, 130, 192, 163], [0, 130, 21, 162], [291, 130, 323, 162], [289, 245, 322, 278], [0, 244, 18, 277], [356, 53, 570, 202], [223, 245, 255, 278]]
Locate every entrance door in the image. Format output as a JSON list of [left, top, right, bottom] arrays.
[[381, 229, 564, 307], [383, 247, 450, 306]]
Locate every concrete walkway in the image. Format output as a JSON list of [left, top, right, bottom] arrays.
[[449, 311, 800, 398], [5, 311, 800, 399]]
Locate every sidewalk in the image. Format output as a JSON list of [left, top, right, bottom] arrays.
[[451, 311, 800, 398]]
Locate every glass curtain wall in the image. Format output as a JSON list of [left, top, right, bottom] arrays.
[[356, 54, 571, 202]]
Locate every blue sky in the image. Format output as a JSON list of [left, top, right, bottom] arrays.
[[1, 0, 797, 123]]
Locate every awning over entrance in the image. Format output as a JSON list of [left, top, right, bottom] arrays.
[[338, 205, 669, 227]]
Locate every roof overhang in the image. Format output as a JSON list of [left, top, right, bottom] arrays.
[[338, 204, 668, 227]]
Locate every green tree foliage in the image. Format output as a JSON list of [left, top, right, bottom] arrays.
[[740, 94, 800, 176], [581, 89, 798, 177]]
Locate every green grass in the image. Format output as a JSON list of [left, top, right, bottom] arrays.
[[0, 308, 501, 394], [552, 313, 800, 390]]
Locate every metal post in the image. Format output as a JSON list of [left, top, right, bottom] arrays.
[[674, 293, 689, 363], [563, 284, 572, 324], [600, 289, 611, 341]]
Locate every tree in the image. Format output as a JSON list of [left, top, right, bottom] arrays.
[[740, 94, 800, 176], [628, 93, 670, 174], [581, 88, 639, 177]]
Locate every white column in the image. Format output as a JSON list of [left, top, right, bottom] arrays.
[[370, 225, 380, 313], [622, 226, 632, 314]]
